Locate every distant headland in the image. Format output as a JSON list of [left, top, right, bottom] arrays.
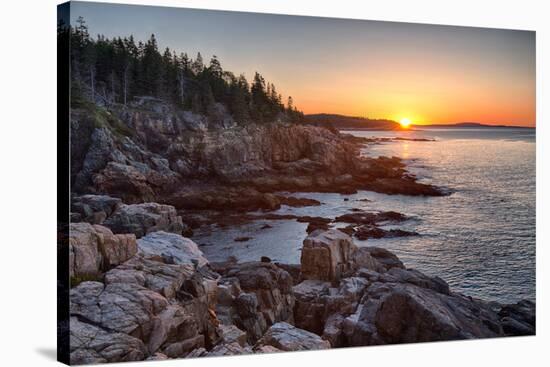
[[305, 114, 534, 130]]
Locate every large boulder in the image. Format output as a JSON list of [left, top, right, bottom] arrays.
[[137, 231, 208, 268], [104, 254, 195, 299], [301, 229, 357, 282], [69, 222, 137, 278], [358, 247, 405, 271], [343, 281, 504, 346], [255, 322, 330, 351], [498, 300, 536, 336], [103, 202, 189, 238], [218, 324, 248, 347]]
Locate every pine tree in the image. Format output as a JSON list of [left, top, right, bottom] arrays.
[[192, 52, 204, 75]]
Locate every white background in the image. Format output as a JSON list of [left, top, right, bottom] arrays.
[[0, 0, 547, 365]]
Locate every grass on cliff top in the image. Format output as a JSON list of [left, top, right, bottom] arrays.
[[71, 93, 133, 139]]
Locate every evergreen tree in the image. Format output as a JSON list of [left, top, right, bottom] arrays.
[[67, 17, 304, 125], [192, 52, 204, 75]]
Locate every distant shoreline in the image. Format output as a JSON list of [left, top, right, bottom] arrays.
[[336, 125, 535, 131], [305, 114, 534, 130]]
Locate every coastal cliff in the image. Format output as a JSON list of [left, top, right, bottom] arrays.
[[71, 100, 444, 213]]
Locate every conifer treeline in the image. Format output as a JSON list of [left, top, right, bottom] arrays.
[[68, 16, 304, 123]]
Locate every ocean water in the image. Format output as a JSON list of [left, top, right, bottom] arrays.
[[193, 127, 536, 304]]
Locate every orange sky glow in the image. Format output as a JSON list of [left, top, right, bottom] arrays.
[[75, 3, 536, 127]]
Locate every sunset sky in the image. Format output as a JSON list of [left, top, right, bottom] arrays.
[[70, 2, 536, 127]]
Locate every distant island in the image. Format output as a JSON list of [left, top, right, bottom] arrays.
[[415, 122, 535, 129], [304, 114, 401, 130], [304, 114, 534, 130]]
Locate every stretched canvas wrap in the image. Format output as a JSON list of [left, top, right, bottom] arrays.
[[57, 1, 536, 364]]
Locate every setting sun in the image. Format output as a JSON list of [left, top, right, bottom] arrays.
[[400, 118, 412, 128]]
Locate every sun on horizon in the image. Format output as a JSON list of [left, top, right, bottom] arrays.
[[400, 118, 412, 128]]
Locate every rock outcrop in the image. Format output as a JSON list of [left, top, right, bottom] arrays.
[[137, 231, 209, 267], [342, 281, 503, 345], [69, 222, 137, 278], [71, 194, 122, 224], [103, 202, 189, 238], [292, 230, 535, 347], [71, 101, 446, 211], [70, 233, 220, 364], [68, 226, 535, 363], [255, 322, 330, 351], [301, 229, 357, 282], [70, 316, 146, 364], [213, 262, 295, 343]]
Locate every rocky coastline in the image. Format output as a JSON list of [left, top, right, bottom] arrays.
[[66, 223, 535, 364], [71, 101, 445, 216], [65, 101, 535, 364]]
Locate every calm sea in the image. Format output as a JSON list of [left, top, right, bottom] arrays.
[[194, 127, 536, 304]]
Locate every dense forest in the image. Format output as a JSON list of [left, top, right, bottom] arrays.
[[64, 16, 304, 124]]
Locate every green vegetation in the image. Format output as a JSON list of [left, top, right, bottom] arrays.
[[69, 16, 304, 124], [75, 99, 133, 138], [70, 273, 103, 288]]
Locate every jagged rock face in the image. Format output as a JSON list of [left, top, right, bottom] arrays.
[[71, 194, 122, 224], [214, 262, 295, 344], [294, 229, 536, 347], [72, 102, 445, 206], [69, 222, 137, 278], [166, 123, 357, 181], [204, 342, 252, 356], [92, 162, 179, 204], [343, 281, 504, 345], [67, 224, 536, 363], [137, 231, 209, 267], [70, 254, 220, 362], [301, 229, 357, 282], [103, 202, 188, 238], [218, 324, 248, 347], [498, 300, 536, 335], [104, 254, 196, 298], [255, 322, 330, 351], [71, 103, 368, 200], [69, 316, 146, 365], [358, 247, 405, 271], [292, 277, 369, 336], [70, 108, 181, 203], [168, 186, 282, 211]]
